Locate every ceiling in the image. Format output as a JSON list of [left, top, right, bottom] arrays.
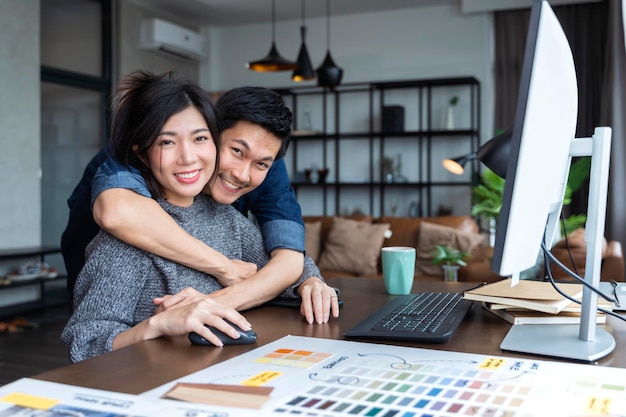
[[130, 0, 457, 27]]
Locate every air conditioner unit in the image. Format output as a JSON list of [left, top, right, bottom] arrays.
[[139, 18, 206, 61]]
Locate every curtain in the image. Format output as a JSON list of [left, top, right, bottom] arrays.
[[493, 9, 530, 133], [493, 1, 626, 251], [602, 0, 626, 249], [494, 2, 608, 135]]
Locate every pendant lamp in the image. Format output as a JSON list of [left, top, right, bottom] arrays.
[[246, 0, 297, 72], [316, 0, 343, 88], [292, 0, 316, 81]]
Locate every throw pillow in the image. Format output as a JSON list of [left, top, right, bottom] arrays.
[[549, 228, 607, 280], [415, 221, 485, 277], [304, 221, 322, 263], [317, 217, 390, 275]]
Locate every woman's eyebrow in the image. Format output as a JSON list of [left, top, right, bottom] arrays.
[[158, 127, 210, 136]]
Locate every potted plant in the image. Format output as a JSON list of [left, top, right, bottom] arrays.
[[431, 244, 470, 282], [471, 168, 504, 246], [471, 157, 591, 246]]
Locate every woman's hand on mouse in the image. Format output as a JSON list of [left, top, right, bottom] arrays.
[[154, 298, 250, 343], [112, 293, 250, 350]]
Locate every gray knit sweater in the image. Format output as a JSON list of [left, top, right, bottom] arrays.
[[62, 195, 320, 362]]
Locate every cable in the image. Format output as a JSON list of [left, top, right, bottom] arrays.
[[540, 241, 626, 322], [559, 215, 581, 277]]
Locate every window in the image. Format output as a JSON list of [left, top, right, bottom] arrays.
[[40, 0, 112, 247]]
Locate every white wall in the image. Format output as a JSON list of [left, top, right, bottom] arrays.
[[0, 0, 41, 250], [117, 1, 200, 82], [201, 4, 494, 143]]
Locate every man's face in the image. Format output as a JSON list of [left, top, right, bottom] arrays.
[[208, 120, 282, 205]]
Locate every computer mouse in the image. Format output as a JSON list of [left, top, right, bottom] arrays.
[[188, 321, 257, 346]]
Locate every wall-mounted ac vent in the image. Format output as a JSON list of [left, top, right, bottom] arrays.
[[139, 18, 206, 61]]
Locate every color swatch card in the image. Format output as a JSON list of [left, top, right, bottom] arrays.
[[0, 378, 271, 416], [0, 378, 162, 416], [142, 335, 626, 417]]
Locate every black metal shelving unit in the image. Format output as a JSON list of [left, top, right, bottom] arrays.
[[0, 246, 67, 317], [277, 77, 480, 217]]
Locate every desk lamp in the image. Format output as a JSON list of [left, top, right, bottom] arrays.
[[442, 129, 512, 178]]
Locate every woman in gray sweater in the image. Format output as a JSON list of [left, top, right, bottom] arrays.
[[62, 71, 322, 362]]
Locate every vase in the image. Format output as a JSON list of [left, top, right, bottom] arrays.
[[445, 105, 455, 130], [442, 265, 459, 282]]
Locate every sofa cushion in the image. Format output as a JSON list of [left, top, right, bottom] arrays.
[[303, 215, 373, 244], [415, 221, 485, 277], [304, 221, 322, 263], [549, 228, 607, 280], [377, 215, 479, 248], [317, 217, 390, 276]]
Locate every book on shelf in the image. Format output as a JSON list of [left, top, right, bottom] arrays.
[[482, 302, 607, 325], [463, 278, 583, 314]]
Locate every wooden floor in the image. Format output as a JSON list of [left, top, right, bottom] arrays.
[[0, 303, 72, 386]]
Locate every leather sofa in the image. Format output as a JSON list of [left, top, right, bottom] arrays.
[[304, 215, 498, 283], [303, 215, 625, 283]]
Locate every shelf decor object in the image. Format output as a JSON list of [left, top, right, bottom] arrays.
[[292, 0, 315, 81], [246, 0, 297, 72], [446, 96, 459, 130], [316, 0, 343, 88]]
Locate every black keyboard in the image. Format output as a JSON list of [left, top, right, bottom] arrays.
[[344, 292, 474, 343]]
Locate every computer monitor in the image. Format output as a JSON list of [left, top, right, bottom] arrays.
[[491, 0, 615, 361]]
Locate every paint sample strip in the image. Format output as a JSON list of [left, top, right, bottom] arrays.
[[253, 348, 333, 368]]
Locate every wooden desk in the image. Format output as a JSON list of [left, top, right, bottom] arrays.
[[34, 278, 626, 395]]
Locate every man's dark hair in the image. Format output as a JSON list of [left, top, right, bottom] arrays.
[[216, 86, 292, 159]]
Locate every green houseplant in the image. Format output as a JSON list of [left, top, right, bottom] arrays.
[[471, 157, 591, 243], [471, 168, 504, 246], [431, 244, 470, 282]]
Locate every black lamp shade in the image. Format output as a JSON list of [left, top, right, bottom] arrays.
[[247, 42, 298, 72], [316, 51, 343, 88], [292, 27, 316, 81], [476, 129, 512, 178], [443, 129, 512, 178]]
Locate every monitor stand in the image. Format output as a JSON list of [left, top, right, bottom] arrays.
[[501, 324, 615, 362], [500, 127, 616, 362]]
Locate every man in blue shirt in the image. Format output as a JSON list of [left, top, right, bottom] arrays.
[[61, 86, 338, 324]]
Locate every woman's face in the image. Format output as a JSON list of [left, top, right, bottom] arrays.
[[145, 106, 216, 207]]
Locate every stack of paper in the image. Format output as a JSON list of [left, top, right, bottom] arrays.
[[481, 303, 607, 325], [463, 278, 583, 314], [464, 278, 609, 325]]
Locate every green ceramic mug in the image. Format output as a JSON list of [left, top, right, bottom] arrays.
[[381, 246, 416, 295]]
